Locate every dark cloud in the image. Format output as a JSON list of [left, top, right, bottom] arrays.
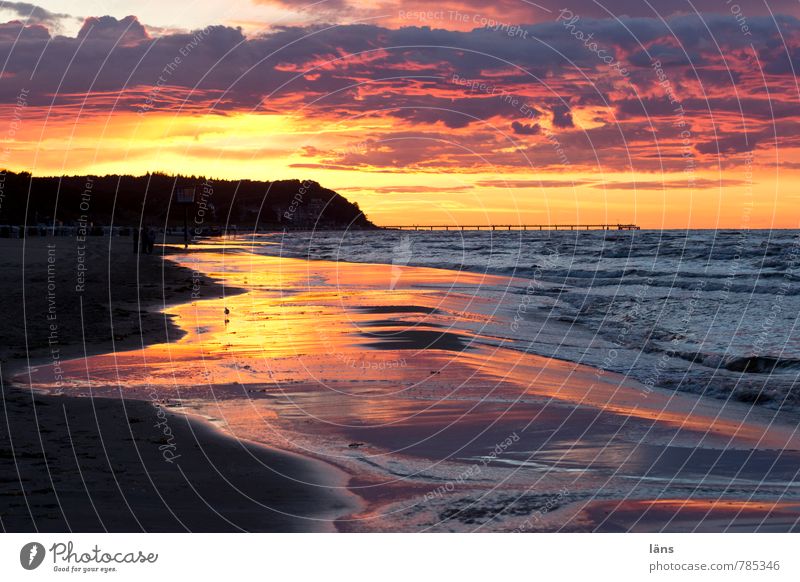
[[1, 11, 799, 172], [696, 133, 761, 155], [511, 121, 540, 135], [0, 18, 49, 41], [2, 13, 798, 109], [77, 15, 149, 45], [552, 105, 574, 128], [617, 97, 800, 121], [0, 2, 78, 28]]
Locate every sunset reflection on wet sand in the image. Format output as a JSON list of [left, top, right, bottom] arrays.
[[24, 240, 800, 532]]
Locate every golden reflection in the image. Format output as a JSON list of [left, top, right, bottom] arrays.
[[23, 243, 800, 452]]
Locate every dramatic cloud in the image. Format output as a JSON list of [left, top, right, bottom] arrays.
[[0, 2, 78, 28], [77, 15, 149, 45], [2, 10, 800, 175]]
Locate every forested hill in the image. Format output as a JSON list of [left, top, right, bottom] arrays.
[[0, 171, 375, 229]]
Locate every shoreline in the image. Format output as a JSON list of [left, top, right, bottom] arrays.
[[125, 244, 800, 531], [6, 236, 800, 532], [270, 229, 800, 415], [0, 237, 363, 532]]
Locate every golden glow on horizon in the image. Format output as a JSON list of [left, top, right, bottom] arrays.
[[2, 106, 797, 229]]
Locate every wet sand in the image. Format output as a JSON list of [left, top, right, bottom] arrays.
[[20, 237, 800, 532], [0, 237, 360, 532], [0, 382, 359, 531]]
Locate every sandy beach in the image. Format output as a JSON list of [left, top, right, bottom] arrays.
[[0, 236, 361, 532], [9, 235, 799, 532]]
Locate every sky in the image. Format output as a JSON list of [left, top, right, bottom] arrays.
[[1, 0, 800, 228]]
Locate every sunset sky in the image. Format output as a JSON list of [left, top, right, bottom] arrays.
[[2, 0, 800, 227]]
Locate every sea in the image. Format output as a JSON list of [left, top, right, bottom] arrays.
[[264, 229, 800, 412]]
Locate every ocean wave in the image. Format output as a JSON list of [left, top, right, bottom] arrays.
[[255, 230, 800, 409]]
